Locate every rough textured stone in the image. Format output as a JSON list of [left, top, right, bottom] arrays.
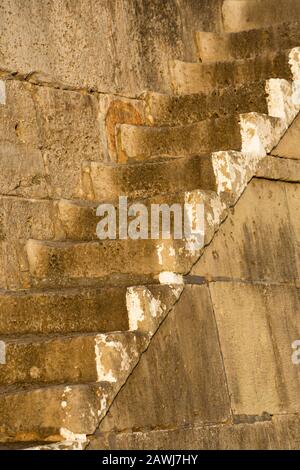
[[117, 116, 241, 163], [196, 22, 300, 62], [142, 81, 268, 126], [210, 282, 300, 416], [192, 179, 300, 283], [0, 0, 222, 96], [25, 238, 194, 288], [256, 155, 300, 181], [0, 80, 102, 199], [0, 287, 129, 335], [89, 414, 300, 450], [222, 0, 300, 32], [0, 382, 112, 443], [170, 51, 292, 95], [82, 155, 217, 202], [92, 285, 230, 435], [1, 0, 300, 451], [0, 331, 147, 386]]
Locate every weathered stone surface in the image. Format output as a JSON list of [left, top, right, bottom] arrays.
[[0, 197, 56, 241], [192, 179, 300, 283], [272, 114, 300, 159], [196, 22, 300, 62], [117, 116, 241, 163], [170, 52, 292, 95], [89, 414, 300, 450], [0, 0, 222, 96], [256, 155, 300, 181], [89, 179, 300, 450], [0, 382, 111, 442], [26, 238, 193, 288], [222, 0, 300, 32], [209, 282, 300, 416], [142, 81, 268, 126], [0, 144, 48, 199], [0, 331, 147, 386], [92, 285, 230, 435], [0, 240, 31, 290], [285, 183, 300, 277], [0, 80, 102, 199], [57, 189, 225, 246], [0, 0, 300, 451], [0, 287, 129, 335], [82, 155, 217, 202], [57, 199, 98, 241]]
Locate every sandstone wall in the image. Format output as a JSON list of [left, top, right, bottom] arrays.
[[0, 0, 222, 96]]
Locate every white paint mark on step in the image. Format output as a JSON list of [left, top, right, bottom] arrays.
[[0, 341, 6, 365], [159, 272, 184, 285], [126, 287, 145, 331], [0, 81, 6, 105]]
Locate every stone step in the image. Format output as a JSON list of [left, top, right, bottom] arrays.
[[25, 239, 194, 288], [26, 182, 232, 287], [0, 382, 111, 443], [81, 154, 217, 201], [0, 286, 129, 335], [222, 0, 300, 32], [170, 51, 293, 95], [0, 331, 147, 387], [195, 22, 300, 63], [142, 81, 268, 126], [117, 116, 241, 163], [0, 282, 182, 444], [49, 188, 226, 246], [81, 112, 284, 203]]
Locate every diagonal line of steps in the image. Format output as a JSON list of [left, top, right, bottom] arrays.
[[1, 23, 300, 450], [0, 283, 183, 444]]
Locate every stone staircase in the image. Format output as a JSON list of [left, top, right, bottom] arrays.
[[1, 5, 300, 450]]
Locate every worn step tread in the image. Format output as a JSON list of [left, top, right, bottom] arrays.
[[170, 50, 293, 95], [81, 154, 217, 201], [46, 187, 220, 242], [0, 286, 129, 335], [222, 0, 300, 32], [117, 115, 241, 162], [0, 382, 112, 443], [195, 21, 300, 63], [142, 81, 269, 126], [0, 331, 147, 387]]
